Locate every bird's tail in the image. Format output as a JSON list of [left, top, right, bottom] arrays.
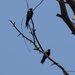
[[41, 58, 45, 64], [25, 21, 29, 29]]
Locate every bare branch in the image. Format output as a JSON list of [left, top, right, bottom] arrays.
[[30, 18, 44, 51], [9, 19, 69, 75], [33, 0, 44, 11], [57, 0, 75, 35], [28, 17, 69, 75], [9, 20, 34, 43], [26, 0, 29, 9], [40, 50, 69, 75], [9, 20, 42, 52]]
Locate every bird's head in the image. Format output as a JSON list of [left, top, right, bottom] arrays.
[[29, 8, 33, 11], [48, 49, 51, 52]]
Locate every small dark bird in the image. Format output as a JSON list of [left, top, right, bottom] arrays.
[[25, 8, 33, 29], [41, 49, 50, 64]]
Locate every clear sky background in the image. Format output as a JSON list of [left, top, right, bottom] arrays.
[[0, 0, 75, 75]]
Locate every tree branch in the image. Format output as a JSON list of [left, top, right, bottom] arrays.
[[57, 0, 75, 35], [9, 20, 43, 52], [30, 18, 44, 51], [40, 50, 69, 75], [33, 0, 44, 11], [9, 19, 69, 75], [9, 20, 34, 43]]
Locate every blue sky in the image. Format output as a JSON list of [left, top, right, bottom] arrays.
[[0, 0, 75, 75]]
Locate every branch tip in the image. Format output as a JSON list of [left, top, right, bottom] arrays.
[[56, 14, 62, 18], [34, 47, 39, 50], [17, 33, 21, 37]]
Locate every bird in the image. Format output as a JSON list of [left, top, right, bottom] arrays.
[[25, 8, 33, 29], [41, 49, 50, 64]]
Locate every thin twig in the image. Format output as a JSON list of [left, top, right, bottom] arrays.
[[26, 0, 29, 10], [33, 0, 44, 11], [31, 18, 36, 44], [31, 18, 44, 51], [66, 70, 75, 72], [9, 20, 34, 44]]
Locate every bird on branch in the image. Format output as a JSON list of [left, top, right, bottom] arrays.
[[41, 49, 50, 64], [25, 8, 33, 29]]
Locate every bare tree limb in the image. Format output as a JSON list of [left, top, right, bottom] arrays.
[[9, 20, 42, 52], [9, 19, 69, 75], [57, 0, 75, 35], [39, 49, 69, 75], [30, 18, 44, 51], [9, 20, 34, 43]]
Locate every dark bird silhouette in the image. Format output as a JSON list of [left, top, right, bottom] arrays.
[[25, 8, 33, 29], [41, 49, 50, 64]]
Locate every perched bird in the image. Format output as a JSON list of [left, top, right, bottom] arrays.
[[25, 8, 33, 29], [41, 49, 50, 64]]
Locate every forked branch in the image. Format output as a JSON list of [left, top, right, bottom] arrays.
[[9, 19, 69, 75], [57, 0, 75, 35]]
